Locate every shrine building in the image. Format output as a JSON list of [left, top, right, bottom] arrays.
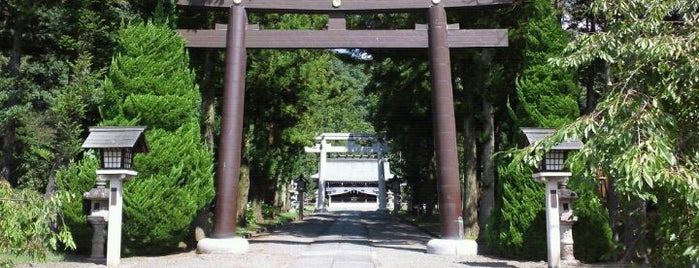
[[305, 133, 393, 211]]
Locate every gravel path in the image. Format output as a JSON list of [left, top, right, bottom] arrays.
[[18, 210, 607, 268], [362, 211, 547, 268]]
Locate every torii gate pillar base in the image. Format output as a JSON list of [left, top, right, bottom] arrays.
[[196, 237, 249, 254], [426, 239, 478, 255]]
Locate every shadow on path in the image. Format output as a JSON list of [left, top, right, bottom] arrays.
[[459, 261, 517, 268]]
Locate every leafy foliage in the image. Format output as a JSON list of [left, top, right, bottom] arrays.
[[365, 57, 437, 211], [518, 0, 699, 264], [0, 181, 75, 263], [56, 157, 100, 255], [16, 54, 103, 192], [569, 181, 615, 262], [1, 0, 135, 189], [120, 125, 213, 253]]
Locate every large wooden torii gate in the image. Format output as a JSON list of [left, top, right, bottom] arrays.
[[176, 0, 509, 254]]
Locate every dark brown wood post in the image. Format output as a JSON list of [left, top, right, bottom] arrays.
[[213, 5, 247, 238], [428, 4, 463, 240], [299, 191, 304, 220]]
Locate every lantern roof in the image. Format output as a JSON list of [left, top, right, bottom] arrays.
[[295, 175, 308, 183], [521, 127, 582, 151], [82, 126, 149, 153]]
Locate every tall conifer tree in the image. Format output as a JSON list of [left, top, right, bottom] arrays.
[[486, 0, 612, 261], [59, 18, 214, 254]]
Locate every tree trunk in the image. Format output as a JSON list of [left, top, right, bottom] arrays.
[[423, 177, 437, 219], [264, 176, 277, 206], [462, 115, 479, 238], [248, 170, 267, 223], [407, 184, 417, 215], [200, 50, 217, 150], [251, 199, 264, 223], [44, 160, 63, 199], [237, 163, 250, 226], [620, 198, 648, 263], [3, 13, 23, 187], [194, 49, 218, 235], [477, 97, 495, 246], [606, 176, 620, 246], [274, 178, 286, 211]]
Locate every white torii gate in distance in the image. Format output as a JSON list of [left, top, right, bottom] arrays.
[[304, 133, 390, 211]]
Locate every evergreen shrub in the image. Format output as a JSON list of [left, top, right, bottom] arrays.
[[486, 158, 547, 260], [486, 156, 614, 262], [59, 20, 214, 255]]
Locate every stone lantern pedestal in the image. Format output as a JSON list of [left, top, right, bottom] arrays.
[[558, 182, 579, 264], [533, 172, 570, 268], [83, 177, 110, 260], [99, 170, 137, 266], [86, 216, 107, 260]]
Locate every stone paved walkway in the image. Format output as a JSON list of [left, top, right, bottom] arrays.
[[288, 211, 375, 268], [19, 209, 619, 268]]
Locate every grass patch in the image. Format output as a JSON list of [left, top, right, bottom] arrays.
[[397, 212, 478, 240], [236, 209, 305, 238], [397, 211, 441, 237]]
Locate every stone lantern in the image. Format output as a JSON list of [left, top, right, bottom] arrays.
[[389, 176, 402, 214], [522, 127, 582, 268], [82, 126, 148, 266], [294, 175, 308, 220], [83, 180, 109, 260], [558, 183, 579, 263]]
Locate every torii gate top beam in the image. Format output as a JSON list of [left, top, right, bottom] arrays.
[[177, 0, 511, 13]]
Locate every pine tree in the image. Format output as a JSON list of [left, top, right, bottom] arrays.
[[488, 0, 577, 259], [486, 0, 613, 261], [514, 0, 579, 129], [59, 19, 214, 254]]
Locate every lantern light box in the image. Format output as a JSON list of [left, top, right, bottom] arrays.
[[81, 126, 149, 170]]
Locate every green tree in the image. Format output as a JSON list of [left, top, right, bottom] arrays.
[[365, 55, 438, 217], [0, 180, 75, 264], [60, 19, 215, 254], [17, 54, 104, 196], [0, 0, 136, 189], [240, 13, 373, 220], [482, 0, 616, 261], [514, 3, 580, 129], [519, 0, 699, 265]]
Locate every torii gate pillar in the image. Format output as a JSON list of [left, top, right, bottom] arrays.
[[425, 5, 477, 255], [196, 5, 249, 254]]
